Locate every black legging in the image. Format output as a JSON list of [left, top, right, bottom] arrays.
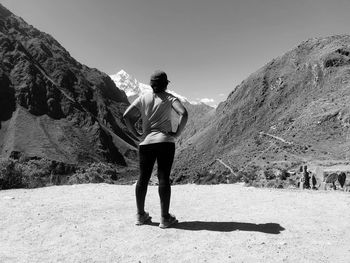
[[136, 142, 175, 217]]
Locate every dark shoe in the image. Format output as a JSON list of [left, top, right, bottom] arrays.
[[135, 212, 152, 225], [159, 214, 178, 229]]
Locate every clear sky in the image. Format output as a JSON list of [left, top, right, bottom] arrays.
[[2, 0, 350, 107]]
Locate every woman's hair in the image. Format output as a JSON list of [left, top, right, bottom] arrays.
[[150, 81, 168, 93]]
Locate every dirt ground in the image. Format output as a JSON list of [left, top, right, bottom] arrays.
[[1, 184, 349, 263]]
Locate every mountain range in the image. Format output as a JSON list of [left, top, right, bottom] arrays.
[[172, 35, 350, 183], [110, 69, 198, 104], [1, 3, 349, 186]]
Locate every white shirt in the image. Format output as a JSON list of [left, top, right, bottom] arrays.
[[132, 91, 179, 145]]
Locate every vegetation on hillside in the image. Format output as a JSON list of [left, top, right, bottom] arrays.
[[0, 157, 138, 190], [173, 36, 350, 184]]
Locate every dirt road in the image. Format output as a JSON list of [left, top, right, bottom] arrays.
[[1, 184, 349, 262]]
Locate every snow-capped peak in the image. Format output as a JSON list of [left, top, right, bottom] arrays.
[[117, 69, 128, 76], [110, 70, 151, 97], [110, 70, 191, 104]]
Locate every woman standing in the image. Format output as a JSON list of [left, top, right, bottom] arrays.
[[123, 70, 188, 228]]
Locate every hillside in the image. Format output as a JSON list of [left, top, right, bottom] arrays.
[[0, 4, 137, 166], [2, 3, 350, 188], [176, 101, 215, 147], [173, 35, 350, 183]]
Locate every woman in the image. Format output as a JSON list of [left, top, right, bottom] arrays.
[[123, 70, 188, 228]]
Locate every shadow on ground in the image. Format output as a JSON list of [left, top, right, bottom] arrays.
[[163, 221, 285, 234]]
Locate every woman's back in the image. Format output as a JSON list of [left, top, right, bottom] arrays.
[[134, 91, 178, 145]]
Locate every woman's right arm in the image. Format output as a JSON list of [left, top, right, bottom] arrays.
[[123, 104, 142, 140], [171, 100, 188, 138]]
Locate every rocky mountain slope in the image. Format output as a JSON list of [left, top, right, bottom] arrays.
[[0, 4, 137, 166], [173, 35, 350, 183], [2, 3, 349, 187]]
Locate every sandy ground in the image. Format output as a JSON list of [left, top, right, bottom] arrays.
[[0, 184, 349, 263]]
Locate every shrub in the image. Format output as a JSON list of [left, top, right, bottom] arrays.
[[324, 52, 350, 68], [18, 159, 52, 188], [68, 162, 118, 185], [264, 168, 276, 180], [0, 157, 126, 189], [0, 158, 24, 189], [240, 165, 259, 184], [266, 179, 282, 188], [278, 169, 289, 180]]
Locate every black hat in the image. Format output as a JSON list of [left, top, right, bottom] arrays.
[[150, 70, 170, 84]]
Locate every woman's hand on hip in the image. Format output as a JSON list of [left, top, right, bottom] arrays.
[[168, 131, 178, 138]]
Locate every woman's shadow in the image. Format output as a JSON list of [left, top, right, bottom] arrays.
[[152, 221, 285, 234]]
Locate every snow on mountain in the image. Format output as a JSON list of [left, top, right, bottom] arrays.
[[110, 70, 192, 104], [110, 70, 150, 97]]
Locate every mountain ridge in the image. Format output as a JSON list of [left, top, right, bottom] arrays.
[[173, 35, 350, 183], [2, 3, 349, 187], [110, 69, 210, 106], [0, 3, 137, 166]]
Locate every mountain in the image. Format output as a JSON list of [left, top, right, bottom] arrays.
[[110, 70, 151, 100], [173, 35, 350, 183], [0, 4, 137, 166], [110, 69, 196, 104]]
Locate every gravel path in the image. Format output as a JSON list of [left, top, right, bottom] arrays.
[[1, 184, 349, 262]]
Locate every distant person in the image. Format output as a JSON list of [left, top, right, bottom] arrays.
[[338, 172, 346, 188], [303, 165, 310, 189], [311, 173, 317, 190], [123, 70, 188, 229]]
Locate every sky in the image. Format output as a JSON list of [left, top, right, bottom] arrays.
[[2, 0, 350, 107]]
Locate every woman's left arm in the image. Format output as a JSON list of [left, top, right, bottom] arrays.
[[170, 99, 188, 138]]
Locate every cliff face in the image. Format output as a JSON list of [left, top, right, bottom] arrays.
[[173, 35, 350, 182], [0, 4, 136, 165]]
